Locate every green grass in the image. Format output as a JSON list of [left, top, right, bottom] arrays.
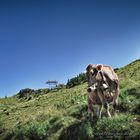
[[0, 59, 140, 140], [94, 114, 140, 139]]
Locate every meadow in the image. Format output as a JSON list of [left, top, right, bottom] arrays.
[[0, 59, 140, 140]]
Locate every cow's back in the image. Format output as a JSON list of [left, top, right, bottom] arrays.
[[102, 65, 118, 81]]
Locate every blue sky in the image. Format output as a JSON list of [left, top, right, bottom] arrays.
[[0, 0, 140, 97]]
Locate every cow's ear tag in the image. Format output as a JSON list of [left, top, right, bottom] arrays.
[[96, 64, 103, 71]]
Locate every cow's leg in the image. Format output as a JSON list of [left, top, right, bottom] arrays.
[[97, 89, 104, 104], [96, 105, 103, 119], [104, 103, 111, 117], [96, 105, 100, 118], [96, 89, 105, 118], [87, 99, 93, 120]]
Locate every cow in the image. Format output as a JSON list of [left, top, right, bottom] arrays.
[[86, 64, 119, 119]]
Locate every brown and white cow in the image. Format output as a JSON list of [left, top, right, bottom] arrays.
[[86, 64, 119, 119]]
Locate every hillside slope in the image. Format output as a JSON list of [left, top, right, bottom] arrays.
[[0, 59, 140, 140]]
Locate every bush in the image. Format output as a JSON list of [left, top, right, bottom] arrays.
[[59, 121, 94, 140], [118, 87, 140, 113], [125, 86, 140, 98], [17, 88, 50, 100], [4, 120, 58, 140], [25, 122, 50, 140], [17, 88, 35, 99], [94, 114, 139, 139], [66, 73, 86, 88]]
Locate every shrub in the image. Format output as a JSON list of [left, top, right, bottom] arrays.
[[118, 87, 140, 113], [66, 73, 86, 88], [25, 122, 50, 140], [59, 121, 94, 140], [17, 88, 35, 99], [94, 114, 139, 139], [118, 91, 131, 112]]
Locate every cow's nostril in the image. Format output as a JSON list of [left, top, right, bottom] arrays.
[[87, 88, 91, 92]]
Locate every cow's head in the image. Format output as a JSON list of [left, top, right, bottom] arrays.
[[86, 64, 103, 86]]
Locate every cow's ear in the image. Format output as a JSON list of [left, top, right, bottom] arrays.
[[86, 64, 93, 72], [96, 64, 103, 71]]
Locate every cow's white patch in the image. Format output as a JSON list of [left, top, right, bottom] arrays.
[[89, 85, 96, 91], [102, 83, 108, 89]]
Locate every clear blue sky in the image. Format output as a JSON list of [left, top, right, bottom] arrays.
[[0, 0, 140, 97]]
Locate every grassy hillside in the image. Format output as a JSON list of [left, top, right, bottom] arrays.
[[0, 59, 140, 140]]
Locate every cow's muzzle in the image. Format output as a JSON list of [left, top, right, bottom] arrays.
[[87, 85, 96, 93], [87, 87, 92, 92]]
